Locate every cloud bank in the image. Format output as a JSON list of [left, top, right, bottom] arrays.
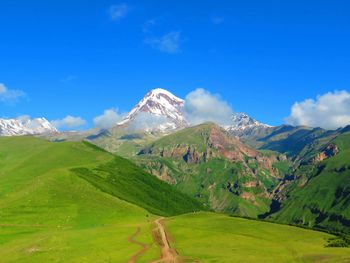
[[52, 115, 87, 130], [183, 88, 233, 126], [0, 83, 25, 102], [93, 108, 123, 129], [285, 90, 350, 130]]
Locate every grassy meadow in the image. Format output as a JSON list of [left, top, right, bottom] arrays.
[[166, 212, 350, 262], [0, 136, 199, 262]]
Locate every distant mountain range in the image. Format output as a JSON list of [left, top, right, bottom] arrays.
[[117, 88, 271, 135], [0, 88, 271, 137], [0, 117, 57, 136]]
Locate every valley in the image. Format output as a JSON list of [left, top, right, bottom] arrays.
[[0, 135, 349, 262], [1, 88, 350, 262]]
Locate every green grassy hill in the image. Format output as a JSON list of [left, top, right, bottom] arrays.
[[0, 136, 201, 262], [239, 124, 350, 234], [256, 125, 326, 157], [270, 131, 350, 233], [87, 126, 159, 158], [166, 212, 350, 262]]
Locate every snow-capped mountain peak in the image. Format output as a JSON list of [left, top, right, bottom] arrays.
[[226, 112, 272, 138], [230, 113, 271, 130], [118, 88, 187, 131], [0, 117, 58, 136]]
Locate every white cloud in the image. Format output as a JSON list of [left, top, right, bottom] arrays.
[[145, 31, 181, 54], [109, 3, 129, 21], [0, 83, 25, 102], [211, 16, 225, 25], [93, 108, 123, 129], [285, 90, 350, 130], [126, 112, 172, 132], [183, 88, 233, 125], [51, 115, 87, 130]]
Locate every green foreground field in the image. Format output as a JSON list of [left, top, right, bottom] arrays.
[[166, 213, 350, 263], [0, 137, 159, 262], [0, 137, 198, 262], [0, 137, 349, 262]]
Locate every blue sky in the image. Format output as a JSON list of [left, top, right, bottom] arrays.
[[0, 0, 350, 129]]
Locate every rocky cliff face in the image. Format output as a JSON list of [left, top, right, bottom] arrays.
[[312, 144, 339, 163]]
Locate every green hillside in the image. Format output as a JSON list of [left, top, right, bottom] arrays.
[[87, 126, 159, 158], [270, 131, 350, 233], [166, 212, 350, 262], [0, 136, 201, 262], [136, 123, 288, 218], [257, 125, 325, 157]]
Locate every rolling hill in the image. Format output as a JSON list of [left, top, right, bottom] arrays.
[[0, 136, 201, 262]]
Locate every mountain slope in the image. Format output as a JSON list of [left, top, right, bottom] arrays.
[[0, 136, 202, 262], [269, 129, 350, 234], [86, 126, 160, 158], [136, 123, 288, 217], [0, 117, 57, 136]]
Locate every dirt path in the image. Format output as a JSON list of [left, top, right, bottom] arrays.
[[151, 217, 179, 263], [127, 227, 151, 263]]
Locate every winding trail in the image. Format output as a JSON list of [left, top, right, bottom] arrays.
[[151, 217, 179, 263], [127, 227, 151, 263]]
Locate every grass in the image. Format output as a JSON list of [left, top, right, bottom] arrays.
[[1, 136, 350, 262], [272, 132, 350, 233], [145, 122, 217, 152], [0, 165, 159, 262], [166, 212, 350, 263], [87, 127, 159, 157], [0, 136, 200, 262], [72, 157, 203, 216]]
